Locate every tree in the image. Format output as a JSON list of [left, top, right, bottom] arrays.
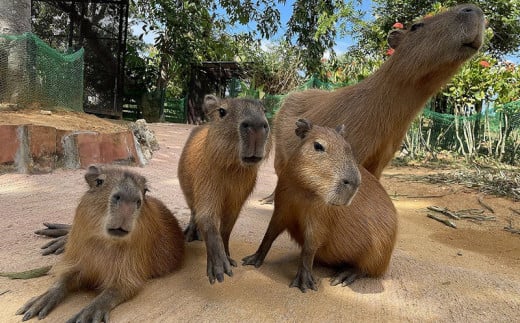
[[354, 0, 520, 58], [0, 0, 31, 103], [0, 0, 31, 35], [285, 0, 359, 76], [133, 0, 283, 121]]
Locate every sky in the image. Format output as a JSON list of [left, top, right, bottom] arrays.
[[134, 0, 519, 63], [231, 0, 374, 56], [135, 0, 374, 55]]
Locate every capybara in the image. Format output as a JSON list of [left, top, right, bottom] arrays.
[[243, 119, 397, 292], [273, 4, 485, 182], [178, 94, 270, 284], [17, 165, 184, 321]]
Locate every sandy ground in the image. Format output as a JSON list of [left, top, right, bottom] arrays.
[[1, 120, 520, 322]]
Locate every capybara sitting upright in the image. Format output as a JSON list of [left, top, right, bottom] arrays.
[[17, 165, 184, 321], [243, 120, 397, 292], [273, 4, 485, 183], [178, 94, 270, 284]]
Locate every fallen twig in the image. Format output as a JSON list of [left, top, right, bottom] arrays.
[[504, 219, 520, 235], [510, 208, 520, 216], [478, 197, 495, 213], [0, 290, 10, 296], [0, 265, 52, 279], [407, 194, 448, 199], [504, 227, 520, 235], [458, 214, 496, 221], [457, 208, 484, 215], [427, 214, 457, 228], [427, 206, 460, 220]]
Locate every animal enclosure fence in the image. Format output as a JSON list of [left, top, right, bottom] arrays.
[[0, 32, 84, 111]]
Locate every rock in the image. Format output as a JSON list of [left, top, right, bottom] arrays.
[[129, 119, 160, 165]]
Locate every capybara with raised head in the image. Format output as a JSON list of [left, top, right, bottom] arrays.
[[17, 165, 184, 321], [243, 119, 397, 292], [178, 94, 270, 284], [273, 4, 485, 182]]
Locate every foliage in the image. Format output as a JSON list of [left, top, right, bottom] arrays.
[[320, 51, 382, 85], [354, 0, 520, 58], [285, 0, 360, 76], [243, 41, 303, 95], [133, 0, 283, 98]]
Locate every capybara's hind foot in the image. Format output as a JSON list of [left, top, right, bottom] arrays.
[[35, 222, 71, 238], [40, 235, 68, 255], [330, 267, 366, 286], [241, 252, 264, 268], [259, 192, 274, 205], [183, 222, 202, 242], [228, 256, 237, 267], [290, 267, 318, 293]]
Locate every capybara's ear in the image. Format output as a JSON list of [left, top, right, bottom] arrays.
[[85, 165, 106, 188], [387, 29, 405, 49], [203, 94, 219, 115], [295, 119, 313, 139], [135, 175, 148, 192], [335, 124, 346, 136]]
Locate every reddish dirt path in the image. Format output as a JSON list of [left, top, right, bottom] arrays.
[[1, 123, 519, 322]]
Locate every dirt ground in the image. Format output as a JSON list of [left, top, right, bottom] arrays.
[[1, 112, 519, 322]]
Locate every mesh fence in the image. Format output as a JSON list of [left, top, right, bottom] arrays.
[[0, 32, 84, 111], [406, 100, 520, 164]]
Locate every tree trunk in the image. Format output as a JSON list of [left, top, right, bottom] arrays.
[[0, 0, 31, 35], [0, 0, 31, 104]]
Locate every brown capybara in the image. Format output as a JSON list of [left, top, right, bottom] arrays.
[[273, 4, 485, 184], [243, 119, 397, 292], [178, 94, 270, 284], [17, 165, 184, 321]]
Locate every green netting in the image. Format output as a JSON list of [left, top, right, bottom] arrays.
[[0, 32, 84, 111]]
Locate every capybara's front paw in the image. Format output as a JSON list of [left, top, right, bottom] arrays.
[[16, 289, 63, 321], [241, 253, 264, 268], [290, 267, 318, 293], [330, 267, 365, 287], [206, 251, 233, 284], [65, 300, 111, 323]]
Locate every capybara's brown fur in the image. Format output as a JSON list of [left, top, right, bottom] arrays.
[[274, 4, 485, 180], [17, 165, 184, 321], [243, 120, 397, 292], [178, 94, 270, 284]]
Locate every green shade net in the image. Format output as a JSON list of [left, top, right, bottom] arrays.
[[0, 32, 84, 111]]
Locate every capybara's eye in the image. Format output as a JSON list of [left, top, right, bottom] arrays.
[[410, 22, 424, 32], [95, 179, 104, 187], [313, 142, 325, 152], [218, 108, 227, 118]]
